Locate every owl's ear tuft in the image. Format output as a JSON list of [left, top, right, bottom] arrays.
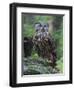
[[34, 22, 41, 27], [34, 22, 41, 31]]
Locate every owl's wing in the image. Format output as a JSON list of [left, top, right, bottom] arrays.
[[48, 34, 55, 49]]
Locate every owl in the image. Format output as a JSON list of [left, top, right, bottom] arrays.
[[33, 22, 56, 67]]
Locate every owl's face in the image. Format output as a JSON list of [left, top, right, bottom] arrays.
[[35, 22, 49, 41]]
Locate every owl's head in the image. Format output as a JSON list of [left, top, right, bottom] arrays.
[[35, 22, 49, 32], [35, 22, 49, 40]]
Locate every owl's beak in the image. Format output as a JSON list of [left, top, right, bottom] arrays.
[[41, 28, 45, 32]]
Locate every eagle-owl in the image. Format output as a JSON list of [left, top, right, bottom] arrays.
[[33, 22, 56, 66]]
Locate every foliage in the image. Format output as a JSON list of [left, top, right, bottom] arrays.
[[23, 57, 59, 75]]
